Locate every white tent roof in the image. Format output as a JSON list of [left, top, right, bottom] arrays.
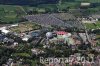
[[2, 29, 10, 34]]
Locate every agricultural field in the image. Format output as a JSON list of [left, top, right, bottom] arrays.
[[23, 2, 80, 13], [9, 22, 41, 33], [0, 5, 26, 24]]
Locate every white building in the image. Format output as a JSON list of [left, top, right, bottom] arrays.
[[22, 35, 31, 42], [2, 29, 10, 34], [0, 27, 10, 34], [81, 3, 90, 6]]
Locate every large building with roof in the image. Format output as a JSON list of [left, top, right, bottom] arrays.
[[24, 13, 84, 29]]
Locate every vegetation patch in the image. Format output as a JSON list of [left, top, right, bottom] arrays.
[[9, 22, 41, 33], [85, 22, 100, 29], [0, 5, 26, 24]]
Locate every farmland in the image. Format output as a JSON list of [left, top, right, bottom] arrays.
[[0, 1, 99, 26], [0, 5, 26, 24], [0, 0, 99, 6], [9, 22, 41, 33]]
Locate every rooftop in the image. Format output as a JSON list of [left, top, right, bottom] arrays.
[[24, 13, 84, 29], [56, 31, 68, 35]]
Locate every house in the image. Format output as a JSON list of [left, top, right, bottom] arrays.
[[56, 31, 67, 35]]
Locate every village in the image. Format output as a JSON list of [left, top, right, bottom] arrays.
[[0, 14, 99, 66], [0, 0, 100, 66]]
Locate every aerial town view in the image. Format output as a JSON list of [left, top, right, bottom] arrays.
[[0, 0, 100, 66]]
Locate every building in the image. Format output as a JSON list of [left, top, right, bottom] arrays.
[[31, 48, 45, 56], [46, 31, 76, 45], [0, 27, 10, 34], [81, 3, 91, 6], [29, 30, 41, 37], [24, 13, 84, 29]]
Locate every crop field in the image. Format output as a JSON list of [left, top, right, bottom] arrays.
[[0, 5, 26, 23]]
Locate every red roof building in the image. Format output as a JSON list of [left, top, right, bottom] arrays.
[[56, 31, 68, 35]]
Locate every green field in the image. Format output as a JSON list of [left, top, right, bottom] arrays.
[[85, 22, 100, 29], [75, 0, 100, 3], [0, 5, 26, 24]]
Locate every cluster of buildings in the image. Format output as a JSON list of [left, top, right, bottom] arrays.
[[40, 30, 98, 66], [45, 30, 95, 48], [0, 24, 42, 48], [46, 31, 74, 45], [0, 26, 18, 47], [0, 12, 99, 66]]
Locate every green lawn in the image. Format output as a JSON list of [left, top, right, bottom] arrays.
[[0, 5, 26, 24], [85, 22, 100, 29]]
